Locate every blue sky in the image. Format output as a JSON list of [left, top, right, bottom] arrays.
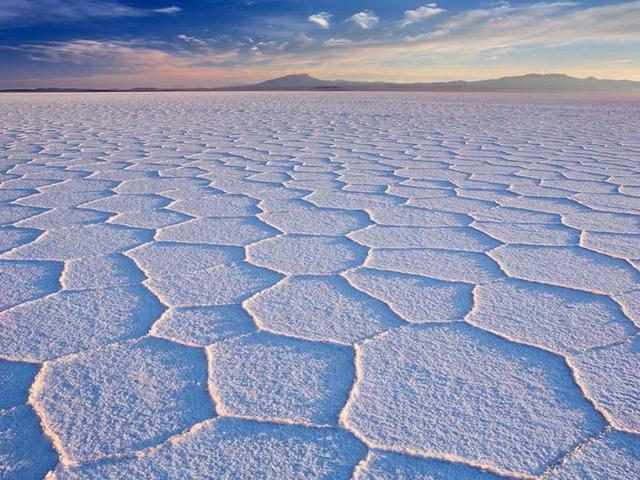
[[1, 0, 639, 88]]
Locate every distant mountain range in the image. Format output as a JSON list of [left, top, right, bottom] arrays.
[[234, 73, 640, 93], [3, 73, 639, 93]]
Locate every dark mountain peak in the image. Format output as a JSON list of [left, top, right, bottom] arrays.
[[518, 73, 569, 78], [269, 73, 315, 81], [252, 73, 328, 88], [286, 73, 314, 79]]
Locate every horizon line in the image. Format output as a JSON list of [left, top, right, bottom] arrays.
[[2, 71, 640, 93]]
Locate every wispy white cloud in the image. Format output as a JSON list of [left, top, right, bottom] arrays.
[[14, 39, 238, 71], [18, 40, 171, 69], [153, 6, 182, 14], [308, 12, 331, 29], [178, 34, 207, 47], [402, 1, 640, 53], [401, 3, 445, 27], [0, 0, 181, 26], [323, 37, 352, 47], [348, 10, 379, 29], [294, 32, 313, 46]]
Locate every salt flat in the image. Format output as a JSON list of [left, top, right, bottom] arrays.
[[0, 92, 639, 479]]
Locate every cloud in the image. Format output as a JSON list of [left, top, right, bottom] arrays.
[[401, 3, 445, 27], [0, 0, 137, 24], [323, 38, 352, 47], [18, 40, 170, 70], [1, 39, 255, 88], [401, 1, 640, 53], [153, 6, 182, 14], [348, 10, 379, 29], [0, 0, 181, 26], [14, 39, 239, 72], [308, 12, 331, 29], [294, 32, 313, 46], [178, 34, 208, 47]]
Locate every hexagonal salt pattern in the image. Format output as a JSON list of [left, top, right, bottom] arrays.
[[467, 279, 636, 354], [152, 305, 255, 346], [208, 333, 354, 425], [0, 286, 163, 361], [259, 205, 370, 235], [342, 324, 604, 477], [156, 217, 278, 246], [1, 92, 639, 478], [490, 245, 640, 294], [245, 276, 402, 344], [145, 261, 281, 306], [345, 267, 472, 323], [3, 223, 152, 261], [247, 235, 367, 275], [53, 419, 367, 480], [32, 338, 214, 463]]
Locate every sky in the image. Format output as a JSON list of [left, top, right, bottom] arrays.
[[0, 0, 639, 88]]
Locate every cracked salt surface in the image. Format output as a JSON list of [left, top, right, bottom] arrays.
[[0, 92, 639, 479]]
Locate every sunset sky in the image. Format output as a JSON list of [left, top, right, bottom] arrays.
[[1, 0, 639, 88]]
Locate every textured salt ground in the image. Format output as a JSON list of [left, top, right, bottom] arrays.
[[0, 92, 639, 479]]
